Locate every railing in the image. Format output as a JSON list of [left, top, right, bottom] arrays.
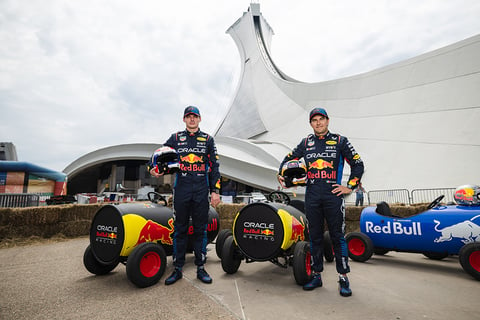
[[0, 194, 40, 208], [352, 187, 457, 206], [410, 188, 456, 205], [367, 189, 411, 205], [0, 187, 459, 208]]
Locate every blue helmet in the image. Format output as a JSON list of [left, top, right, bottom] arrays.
[[151, 146, 180, 175]]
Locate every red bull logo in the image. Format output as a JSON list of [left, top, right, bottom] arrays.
[[434, 215, 480, 243], [181, 153, 203, 164], [95, 224, 118, 244], [242, 221, 275, 240], [366, 221, 422, 236], [136, 218, 175, 246], [309, 159, 334, 170], [188, 218, 219, 235], [180, 153, 206, 172], [307, 170, 336, 179], [262, 229, 274, 236], [290, 216, 305, 241]]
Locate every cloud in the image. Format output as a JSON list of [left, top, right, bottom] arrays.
[[1, 0, 480, 172]]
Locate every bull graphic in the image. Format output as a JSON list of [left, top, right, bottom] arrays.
[[433, 215, 480, 244]]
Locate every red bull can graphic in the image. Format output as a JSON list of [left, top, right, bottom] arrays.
[[88, 203, 219, 264], [85, 202, 219, 288]]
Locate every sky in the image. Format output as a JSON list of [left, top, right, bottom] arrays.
[[1, 0, 480, 172]]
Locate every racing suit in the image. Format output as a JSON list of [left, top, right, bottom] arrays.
[[153, 129, 221, 269], [279, 131, 364, 274]]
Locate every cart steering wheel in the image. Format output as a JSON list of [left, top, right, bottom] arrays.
[[147, 191, 168, 206], [268, 191, 291, 205], [427, 195, 445, 209]]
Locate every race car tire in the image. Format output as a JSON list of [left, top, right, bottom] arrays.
[[293, 241, 312, 285], [323, 231, 334, 262], [126, 242, 167, 288], [346, 232, 374, 262], [459, 242, 480, 281], [221, 235, 242, 274], [374, 248, 389, 255], [423, 252, 449, 260], [215, 229, 233, 259], [83, 245, 119, 275]]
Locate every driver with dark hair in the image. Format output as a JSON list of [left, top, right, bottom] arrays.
[[278, 107, 364, 296], [149, 105, 221, 285]]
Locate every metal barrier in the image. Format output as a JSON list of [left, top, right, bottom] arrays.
[[411, 188, 456, 204], [367, 189, 410, 205], [0, 194, 40, 208], [0, 188, 459, 208], [364, 187, 456, 206]]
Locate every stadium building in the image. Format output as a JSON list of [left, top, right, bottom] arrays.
[[63, 3, 480, 201]]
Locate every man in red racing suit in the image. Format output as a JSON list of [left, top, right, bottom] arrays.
[[278, 107, 364, 296], [150, 106, 221, 285]]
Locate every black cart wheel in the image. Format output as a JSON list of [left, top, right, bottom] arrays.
[[293, 241, 312, 285], [346, 232, 374, 262], [126, 242, 167, 288], [83, 245, 119, 275], [221, 236, 242, 274], [323, 231, 334, 262], [423, 252, 449, 260], [215, 229, 233, 259], [459, 242, 480, 280]]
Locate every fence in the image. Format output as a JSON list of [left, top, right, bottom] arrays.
[[365, 187, 456, 206], [0, 187, 458, 208], [410, 188, 456, 204], [0, 193, 40, 208], [366, 189, 411, 205]]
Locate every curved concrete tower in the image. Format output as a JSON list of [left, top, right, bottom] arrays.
[[214, 3, 480, 192]]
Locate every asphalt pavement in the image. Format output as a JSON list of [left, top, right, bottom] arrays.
[[0, 237, 478, 320]]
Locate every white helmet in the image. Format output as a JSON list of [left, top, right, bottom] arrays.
[[280, 158, 307, 188], [151, 146, 180, 175], [454, 185, 480, 206]]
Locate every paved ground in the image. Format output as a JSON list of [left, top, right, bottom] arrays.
[[0, 237, 478, 320]]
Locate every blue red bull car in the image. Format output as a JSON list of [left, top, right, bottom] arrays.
[[346, 186, 480, 281]]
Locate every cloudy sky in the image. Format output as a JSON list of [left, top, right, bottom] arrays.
[[2, 0, 480, 172]]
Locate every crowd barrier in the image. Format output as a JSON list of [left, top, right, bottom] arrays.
[[0, 187, 458, 208], [366, 187, 456, 206]]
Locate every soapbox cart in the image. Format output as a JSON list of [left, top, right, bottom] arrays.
[[83, 192, 219, 287]]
